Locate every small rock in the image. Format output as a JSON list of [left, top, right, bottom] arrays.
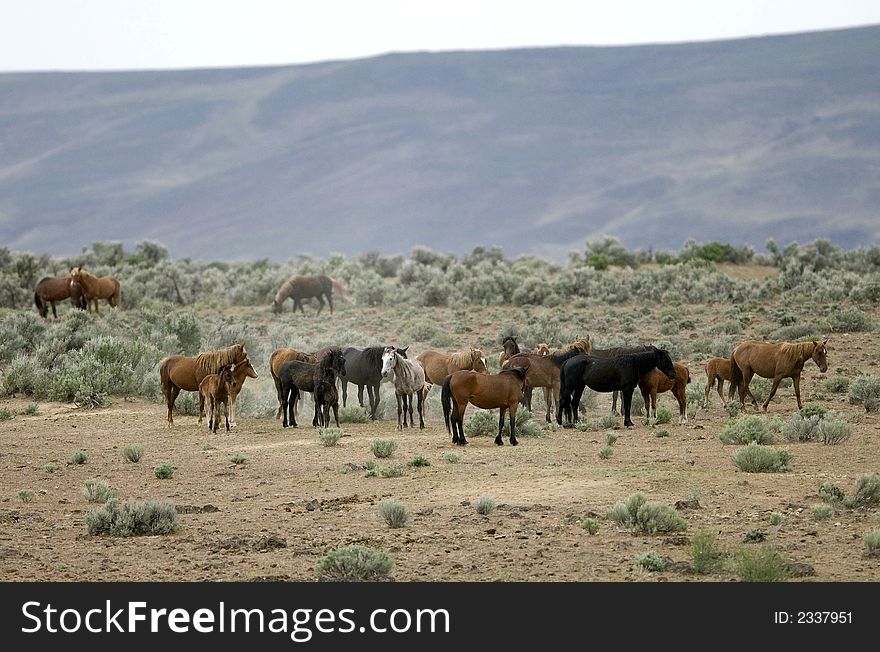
[[675, 498, 700, 510], [784, 562, 816, 577], [306, 499, 321, 511]]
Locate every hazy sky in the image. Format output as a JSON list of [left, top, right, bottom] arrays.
[[2, 0, 880, 72]]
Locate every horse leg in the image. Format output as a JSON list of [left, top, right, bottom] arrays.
[[230, 393, 237, 428], [762, 376, 784, 412], [718, 379, 727, 406], [570, 386, 586, 425], [224, 401, 230, 432], [357, 384, 365, 408], [640, 386, 651, 424], [417, 389, 425, 429], [326, 292, 333, 314], [651, 388, 658, 420], [496, 407, 506, 446], [703, 374, 712, 407], [542, 386, 552, 423], [167, 385, 181, 426], [742, 370, 759, 408], [456, 403, 468, 445], [50, 301, 57, 319], [406, 392, 414, 428], [198, 392, 205, 426], [332, 401, 340, 428], [676, 384, 688, 425], [611, 390, 619, 415], [509, 403, 518, 446], [341, 381, 348, 408], [792, 373, 803, 410], [315, 295, 325, 316], [622, 387, 635, 428], [396, 392, 403, 430], [274, 375, 284, 419]]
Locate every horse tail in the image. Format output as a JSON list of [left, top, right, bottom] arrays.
[[728, 350, 742, 402], [159, 358, 172, 402], [441, 375, 454, 434], [34, 290, 44, 316]]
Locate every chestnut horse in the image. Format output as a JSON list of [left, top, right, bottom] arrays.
[[159, 343, 249, 426], [34, 276, 86, 318], [442, 367, 528, 446], [729, 338, 828, 411], [417, 348, 488, 386], [703, 357, 733, 406], [270, 348, 318, 419], [271, 275, 342, 315], [198, 365, 238, 433], [69, 267, 121, 314], [638, 362, 691, 425]]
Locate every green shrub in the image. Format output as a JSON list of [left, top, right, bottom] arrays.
[[408, 455, 431, 468], [635, 551, 667, 572], [732, 443, 792, 473], [0, 408, 12, 421], [733, 546, 789, 582], [123, 444, 144, 463], [605, 432, 618, 446], [799, 403, 828, 420], [818, 482, 845, 504], [769, 512, 784, 526], [780, 413, 821, 442], [229, 453, 249, 464], [691, 529, 724, 574], [316, 545, 392, 582], [582, 517, 600, 535], [18, 490, 35, 503], [844, 473, 880, 508], [608, 492, 686, 534], [43, 463, 59, 474], [377, 500, 408, 528], [442, 452, 460, 463], [370, 439, 397, 459], [849, 375, 880, 412], [378, 464, 406, 478], [338, 406, 370, 423], [824, 377, 850, 393], [598, 446, 613, 459], [514, 408, 544, 437], [600, 414, 620, 429], [818, 417, 851, 445], [22, 403, 39, 415], [475, 495, 496, 515], [719, 414, 774, 445], [318, 428, 342, 447], [826, 306, 873, 332], [85, 498, 179, 537], [655, 406, 673, 425], [655, 429, 669, 438], [811, 504, 835, 520], [153, 462, 174, 479], [865, 531, 880, 555], [464, 409, 496, 437], [83, 479, 116, 503], [71, 450, 88, 465]]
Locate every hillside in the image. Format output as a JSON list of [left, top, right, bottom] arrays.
[[1, 25, 879, 260]]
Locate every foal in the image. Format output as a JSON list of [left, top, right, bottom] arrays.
[[198, 365, 237, 433], [703, 357, 733, 406]]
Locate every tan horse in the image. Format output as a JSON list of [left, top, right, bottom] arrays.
[[417, 348, 488, 386], [730, 338, 828, 411], [69, 267, 121, 314], [639, 362, 691, 425], [703, 357, 733, 406], [532, 342, 551, 356], [270, 348, 318, 419], [159, 343, 249, 426], [34, 276, 86, 318], [441, 367, 528, 446]]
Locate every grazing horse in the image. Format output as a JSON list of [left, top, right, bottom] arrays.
[[503, 348, 584, 422], [270, 348, 318, 419], [638, 362, 691, 425], [198, 365, 238, 433], [271, 275, 336, 315], [279, 347, 346, 427], [557, 347, 676, 428], [381, 346, 427, 430], [34, 276, 86, 318], [69, 267, 121, 314], [159, 343, 248, 426], [417, 348, 488, 386], [704, 357, 734, 406], [340, 346, 406, 419], [729, 338, 828, 411], [442, 367, 528, 446]]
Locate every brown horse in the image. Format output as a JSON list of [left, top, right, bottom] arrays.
[[417, 348, 488, 386], [70, 267, 121, 314], [729, 338, 829, 411], [270, 348, 318, 419], [198, 365, 237, 433], [498, 336, 521, 369], [703, 357, 733, 406], [503, 348, 586, 422], [442, 367, 528, 446], [34, 276, 86, 318], [532, 342, 551, 357], [639, 362, 691, 425], [159, 343, 248, 426], [271, 275, 340, 315], [226, 356, 259, 422]]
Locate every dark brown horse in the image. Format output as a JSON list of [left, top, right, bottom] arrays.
[[704, 357, 733, 406], [34, 276, 86, 318], [503, 348, 585, 422], [278, 347, 346, 428], [638, 362, 691, 425], [70, 267, 121, 314], [159, 344, 248, 426], [729, 338, 828, 411], [271, 275, 342, 315], [270, 347, 318, 419], [441, 367, 528, 446]]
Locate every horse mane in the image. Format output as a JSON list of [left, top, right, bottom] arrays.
[[549, 348, 585, 366], [501, 366, 528, 380], [359, 346, 386, 366], [778, 341, 816, 367], [196, 344, 245, 375], [274, 278, 295, 304], [450, 350, 479, 368], [316, 346, 343, 378]]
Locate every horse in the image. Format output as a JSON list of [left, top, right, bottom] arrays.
[[159, 343, 248, 426], [557, 347, 676, 428], [703, 357, 733, 406], [499, 336, 522, 369], [583, 345, 653, 414], [271, 275, 336, 315], [503, 348, 585, 422], [34, 276, 86, 318], [638, 362, 691, 425], [381, 346, 427, 430], [279, 347, 346, 427], [314, 379, 340, 428], [532, 342, 551, 357], [270, 348, 318, 419], [198, 364, 238, 433], [340, 346, 406, 419], [442, 367, 528, 446], [69, 267, 121, 314], [417, 348, 488, 386], [729, 338, 828, 411]]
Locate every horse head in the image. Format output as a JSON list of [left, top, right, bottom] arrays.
[[812, 338, 829, 373], [333, 348, 347, 377], [533, 342, 551, 356], [221, 364, 238, 388], [654, 347, 676, 380], [381, 346, 397, 379], [471, 348, 488, 374], [239, 357, 259, 379], [270, 299, 282, 314]]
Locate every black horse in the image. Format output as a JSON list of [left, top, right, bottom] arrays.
[[586, 345, 654, 414], [279, 347, 346, 427], [341, 346, 407, 419], [557, 347, 676, 428]]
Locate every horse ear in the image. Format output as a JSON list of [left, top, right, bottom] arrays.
[[823, 336, 830, 345], [399, 346, 408, 354]]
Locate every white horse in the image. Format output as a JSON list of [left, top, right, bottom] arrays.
[[381, 346, 427, 430]]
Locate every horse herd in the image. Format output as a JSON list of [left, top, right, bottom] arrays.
[[156, 334, 830, 445], [33, 267, 121, 318]]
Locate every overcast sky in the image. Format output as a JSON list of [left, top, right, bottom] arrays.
[[2, 0, 880, 72]]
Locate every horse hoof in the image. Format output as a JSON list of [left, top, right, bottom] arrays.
[[510, 439, 518, 446], [495, 437, 503, 446]]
